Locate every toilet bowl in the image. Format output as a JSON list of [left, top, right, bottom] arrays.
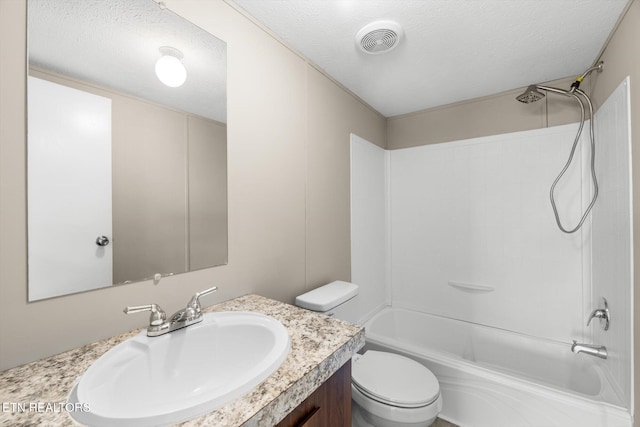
[[295, 281, 442, 426], [351, 350, 442, 427]]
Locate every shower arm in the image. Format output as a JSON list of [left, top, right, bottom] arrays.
[[534, 85, 573, 97], [571, 61, 604, 93], [580, 63, 604, 80]]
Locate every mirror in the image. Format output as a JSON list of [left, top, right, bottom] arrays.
[[27, 0, 227, 301]]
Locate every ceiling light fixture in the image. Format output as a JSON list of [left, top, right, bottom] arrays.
[[155, 46, 187, 87]]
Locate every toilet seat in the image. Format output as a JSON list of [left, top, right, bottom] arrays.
[[352, 351, 440, 409]]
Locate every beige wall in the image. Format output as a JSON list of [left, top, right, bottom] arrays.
[[112, 86, 189, 282], [306, 66, 386, 289], [0, 0, 385, 370], [387, 75, 586, 149], [112, 88, 229, 281], [188, 115, 228, 271]]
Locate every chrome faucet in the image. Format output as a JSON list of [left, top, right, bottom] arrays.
[[124, 286, 218, 337], [571, 340, 608, 359], [587, 297, 610, 331]]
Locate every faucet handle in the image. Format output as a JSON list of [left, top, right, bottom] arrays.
[[124, 303, 167, 326], [187, 286, 218, 314], [586, 298, 610, 331]]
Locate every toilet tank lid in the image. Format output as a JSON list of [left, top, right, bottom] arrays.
[[295, 281, 359, 312]]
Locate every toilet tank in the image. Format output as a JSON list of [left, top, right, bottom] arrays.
[[295, 281, 359, 324]]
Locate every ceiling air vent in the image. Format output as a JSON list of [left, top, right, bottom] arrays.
[[355, 21, 404, 55]]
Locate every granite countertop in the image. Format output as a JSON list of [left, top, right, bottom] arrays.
[[0, 294, 365, 426]]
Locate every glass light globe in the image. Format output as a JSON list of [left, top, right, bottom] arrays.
[[155, 55, 187, 87]]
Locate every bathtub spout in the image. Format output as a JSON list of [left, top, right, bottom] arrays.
[[571, 340, 607, 359]]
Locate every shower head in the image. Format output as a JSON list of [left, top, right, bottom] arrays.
[[516, 85, 546, 104]]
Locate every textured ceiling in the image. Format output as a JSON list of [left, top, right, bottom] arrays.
[[230, 0, 629, 117], [28, 0, 227, 123]]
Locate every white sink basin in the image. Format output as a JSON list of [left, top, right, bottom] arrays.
[[69, 311, 290, 427]]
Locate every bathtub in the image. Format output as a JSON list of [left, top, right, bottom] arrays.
[[362, 307, 631, 427]]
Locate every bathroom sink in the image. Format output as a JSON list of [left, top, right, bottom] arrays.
[[68, 311, 290, 427]]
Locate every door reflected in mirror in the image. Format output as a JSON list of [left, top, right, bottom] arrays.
[[27, 0, 227, 301]]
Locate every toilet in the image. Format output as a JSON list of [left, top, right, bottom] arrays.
[[295, 281, 442, 427]]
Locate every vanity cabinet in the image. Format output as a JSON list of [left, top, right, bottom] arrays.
[[276, 361, 351, 427]]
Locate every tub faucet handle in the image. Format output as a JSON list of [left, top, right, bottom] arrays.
[[587, 297, 609, 331]]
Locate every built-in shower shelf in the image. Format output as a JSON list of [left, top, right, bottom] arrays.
[[448, 281, 495, 293]]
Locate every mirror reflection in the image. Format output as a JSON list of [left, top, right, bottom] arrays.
[[27, 0, 228, 301]]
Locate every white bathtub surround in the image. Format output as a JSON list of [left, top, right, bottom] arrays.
[[590, 77, 634, 412], [350, 135, 390, 324], [364, 307, 631, 427], [389, 122, 590, 343], [350, 77, 633, 425]]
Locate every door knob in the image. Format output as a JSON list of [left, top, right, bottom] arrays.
[[96, 236, 110, 246]]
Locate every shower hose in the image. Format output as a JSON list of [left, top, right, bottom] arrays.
[[549, 87, 598, 234]]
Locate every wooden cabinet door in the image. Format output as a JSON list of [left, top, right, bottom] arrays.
[[297, 407, 321, 427], [276, 360, 351, 427]]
